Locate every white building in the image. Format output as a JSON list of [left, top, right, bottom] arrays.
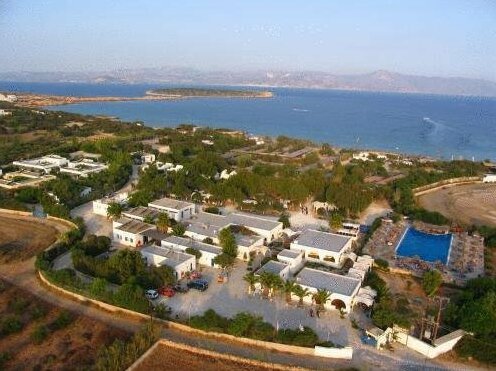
[[290, 229, 353, 268], [295, 268, 362, 313], [148, 197, 196, 222], [255, 260, 290, 282], [183, 212, 227, 243], [112, 217, 155, 247], [483, 174, 496, 183], [0, 109, 11, 116], [234, 232, 265, 261], [0, 93, 17, 102], [277, 249, 304, 274], [92, 192, 129, 216], [59, 159, 108, 178], [141, 153, 156, 164], [228, 213, 283, 243], [140, 245, 196, 280], [122, 206, 160, 222], [13, 155, 69, 174], [160, 235, 222, 268]]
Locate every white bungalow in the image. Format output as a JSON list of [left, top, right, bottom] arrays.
[[59, 159, 108, 178], [277, 249, 304, 274], [295, 267, 361, 313], [483, 174, 496, 183], [92, 192, 128, 216], [160, 235, 222, 268], [255, 260, 290, 282], [148, 197, 196, 222], [122, 206, 160, 222], [112, 217, 155, 248], [140, 245, 196, 280], [13, 155, 69, 174], [228, 213, 283, 243], [290, 229, 353, 268], [234, 232, 265, 261]]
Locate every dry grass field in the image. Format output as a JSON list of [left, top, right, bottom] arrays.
[[134, 341, 296, 371], [0, 279, 129, 371], [417, 183, 496, 227], [0, 214, 60, 263]]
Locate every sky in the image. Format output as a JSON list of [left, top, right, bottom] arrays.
[[1, 0, 495, 80]]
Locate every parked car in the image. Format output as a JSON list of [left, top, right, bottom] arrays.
[[172, 284, 189, 293], [145, 289, 159, 300], [187, 279, 209, 291], [158, 286, 175, 297]]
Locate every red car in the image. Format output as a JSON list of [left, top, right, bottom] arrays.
[[158, 286, 175, 297], [190, 271, 202, 279]]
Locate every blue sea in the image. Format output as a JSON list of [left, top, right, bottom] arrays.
[[2, 81, 495, 160]]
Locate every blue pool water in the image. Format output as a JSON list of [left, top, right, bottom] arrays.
[[396, 228, 452, 264]]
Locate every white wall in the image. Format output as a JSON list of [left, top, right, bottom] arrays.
[[93, 200, 109, 216], [113, 229, 145, 247], [314, 346, 353, 359], [394, 330, 464, 359]]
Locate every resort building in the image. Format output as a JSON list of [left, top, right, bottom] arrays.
[[140, 245, 196, 280], [13, 155, 69, 174], [0, 171, 56, 190], [160, 235, 221, 268], [290, 229, 353, 268], [59, 159, 108, 178], [277, 249, 304, 274], [183, 212, 227, 243], [122, 206, 160, 222], [92, 192, 128, 216], [228, 212, 283, 243], [255, 260, 290, 281], [140, 153, 156, 164], [112, 217, 155, 247], [69, 151, 102, 161], [234, 232, 265, 261], [148, 197, 196, 222], [295, 267, 362, 313]]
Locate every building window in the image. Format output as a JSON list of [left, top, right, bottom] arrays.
[[125, 237, 128, 242], [308, 252, 320, 259], [323, 256, 335, 262]]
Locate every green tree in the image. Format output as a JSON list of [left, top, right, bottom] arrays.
[[156, 213, 170, 233], [106, 202, 123, 220], [219, 228, 238, 258], [89, 278, 109, 299], [329, 212, 343, 230], [313, 289, 331, 312], [292, 285, 310, 306], [422, 270, 443, 297], [243, 273, 258, 295], [185, 247, 202, 261], [172, 223, 185, 236], [278, 213, 291, 229], [213, 253, 235, 269], [283, 280, 297, 303]]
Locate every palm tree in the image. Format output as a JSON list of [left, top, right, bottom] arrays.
[[313, 289, 331, 312], [268, 275, 283, 298], [258, 272, 272, 298], [283, 280, 297, 303], [292, 284, 310, 307], [156, 213, 170, 233], [106, 202, 123, 220], [243, 272, 258, 295]]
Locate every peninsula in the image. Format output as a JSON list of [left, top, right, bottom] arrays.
[[11, 88, 273, 108]]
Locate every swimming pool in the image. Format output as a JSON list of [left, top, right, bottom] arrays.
[[395, 228, 452, 264]]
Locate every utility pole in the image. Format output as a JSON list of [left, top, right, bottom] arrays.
[[419, 295, 449, 344], [432, 296, 450, 342]]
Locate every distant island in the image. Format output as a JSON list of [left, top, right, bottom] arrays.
[[9, 88, 273, 108], [146, 88, 273, 98]]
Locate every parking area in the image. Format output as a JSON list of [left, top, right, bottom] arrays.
[[153, 261, 360, 347]]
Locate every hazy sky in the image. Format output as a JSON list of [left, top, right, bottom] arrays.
[[1, 0, 495, 80]]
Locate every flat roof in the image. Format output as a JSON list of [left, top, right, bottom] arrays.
[[141, 245, 193, 266], [148, 197, 194, 211], [162, 235, 222, 255], [115, 218, 155, 234], [296, 267, 361, 297], [234, 232, 262, 248], [228, 213, 281, 231], [122, 206, 160, 220], [255, 260, 288, 276], [278, 249, 302, 259], [293, 229, 351, 253]]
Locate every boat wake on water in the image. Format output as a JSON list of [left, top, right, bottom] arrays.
[[292, 108, 310, 112]]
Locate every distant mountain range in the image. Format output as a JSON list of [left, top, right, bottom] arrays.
[[2, 68, 496, 97]]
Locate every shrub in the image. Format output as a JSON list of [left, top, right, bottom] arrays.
[[374, 259, 389, 270], [50, 311, 74, 331], [9, 297, 29, 314], [0, 315, 23, 337], [30, 305, 48, 321], [31, 325, 48, 344], [190, 309, 230, 333], [0, 352, 12, 369]]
